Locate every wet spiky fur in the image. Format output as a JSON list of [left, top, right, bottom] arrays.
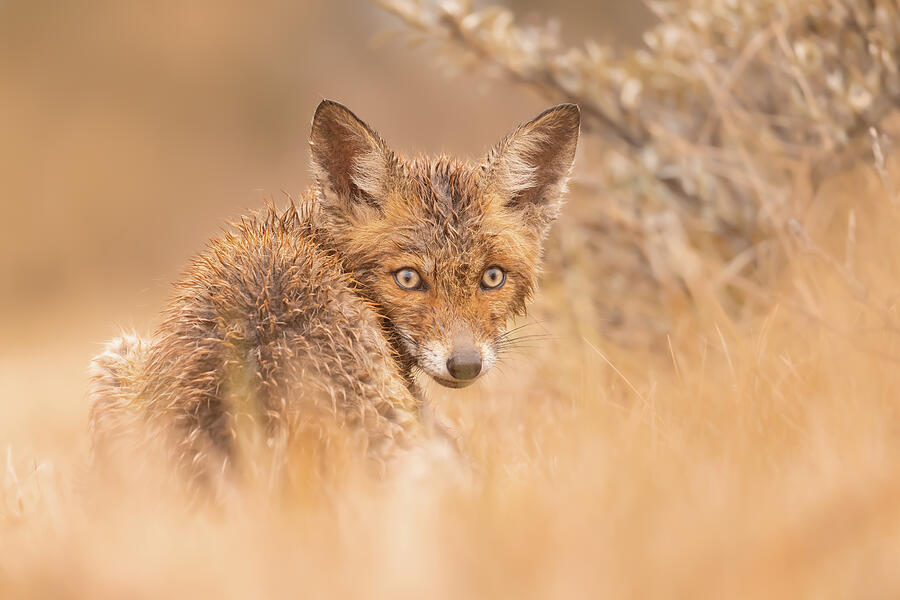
[[88, 100, 580, 486]]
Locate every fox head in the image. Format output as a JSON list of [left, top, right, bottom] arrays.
[[309, 100, 579, 389]]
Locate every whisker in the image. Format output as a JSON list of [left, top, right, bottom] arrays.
[[499, 334, 554, 343], [497, 345, 542, 352], [496, 335, 555, 349], [501, 321, 546, 335], [499, 326, 554, 338], [498, 320, 550, 340]]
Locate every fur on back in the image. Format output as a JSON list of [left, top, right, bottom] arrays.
[[90, 204, 421, 487]]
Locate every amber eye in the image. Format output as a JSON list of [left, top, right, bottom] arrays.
[[394, 268, 424, 291], [480, 266, 506, 290]]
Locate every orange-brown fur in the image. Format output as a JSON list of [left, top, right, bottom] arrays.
[[88, 100, 580, 486]]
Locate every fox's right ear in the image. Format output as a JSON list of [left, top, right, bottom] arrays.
[[309, 100, 395, 212]]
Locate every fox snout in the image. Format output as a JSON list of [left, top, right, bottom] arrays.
[[408, 331, 496, 389], [446, 344, 482, 381]]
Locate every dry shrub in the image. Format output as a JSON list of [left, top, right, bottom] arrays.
[[378, 0, 900, 343]]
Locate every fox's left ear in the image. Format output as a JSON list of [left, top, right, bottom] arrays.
[[309, 100, 396, 215], [482, 104, 580, 237]]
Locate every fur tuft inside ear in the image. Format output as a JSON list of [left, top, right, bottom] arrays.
[[309, 100, 395, 209], [482, 104, 580, 235]]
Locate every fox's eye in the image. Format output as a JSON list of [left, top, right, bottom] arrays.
[[480, 266, 506, 290], [394, 268, 424, 291]]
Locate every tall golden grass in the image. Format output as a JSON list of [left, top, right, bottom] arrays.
[[4, 1, 900, 598], [3, 149, 900, 599]]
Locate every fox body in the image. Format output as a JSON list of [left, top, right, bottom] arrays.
[[88, 101, 580, 482]]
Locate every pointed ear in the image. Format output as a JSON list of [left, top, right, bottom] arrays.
[[482, 104, 580, 236], [309, 100, 395, 210]]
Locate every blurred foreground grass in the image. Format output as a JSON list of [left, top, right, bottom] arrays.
[[4, 159, 900, 598]]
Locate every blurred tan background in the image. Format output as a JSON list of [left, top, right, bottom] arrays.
[[0, 1, 649, 455]]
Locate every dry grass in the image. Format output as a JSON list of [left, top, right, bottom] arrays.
[[3, 163, 900, 598], [5, 1, 900, 598]]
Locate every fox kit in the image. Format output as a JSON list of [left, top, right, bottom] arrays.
[[89, 100, 580, 485]]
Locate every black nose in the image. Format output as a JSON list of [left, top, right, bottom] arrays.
[[447, 348, 482, 380]]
